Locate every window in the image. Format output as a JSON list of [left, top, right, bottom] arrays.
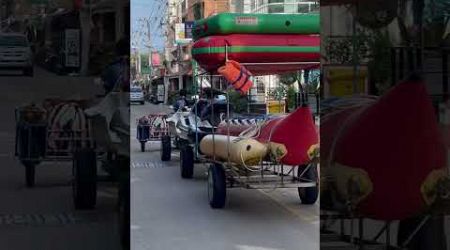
[[181, 0, 187, 15], [0, 35, 27, 46], [255, 77, 265, 94], [193, 2, 205, 20], [268, 0, 284, 13]]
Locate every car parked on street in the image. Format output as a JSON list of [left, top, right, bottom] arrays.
[[0, 33, 33, 76], [130, 86, 145, 105]]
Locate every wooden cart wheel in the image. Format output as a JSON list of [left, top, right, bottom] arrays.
[[208, 163, 226, 209], [23, 161, 35, 187], [72, 148, 97, 210], [298, 163, 319, 205]]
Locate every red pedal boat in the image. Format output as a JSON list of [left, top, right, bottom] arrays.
[[192, 34, 320, 75]]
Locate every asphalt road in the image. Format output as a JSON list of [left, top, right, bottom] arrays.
[[130, 102, 319, 250], [0, 67, 122, 250]]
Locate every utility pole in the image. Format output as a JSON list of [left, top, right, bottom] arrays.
[[146, 19, 153, 84], [143, 18, 152, 89], [79, 1, 91, 76]]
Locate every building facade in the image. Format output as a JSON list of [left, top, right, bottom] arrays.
[[162, 0, 319, 106], [233, 0, 319, 104], [321, 2, 449, 98]]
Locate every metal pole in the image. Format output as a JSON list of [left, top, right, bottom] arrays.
[[385, 222, 391, 250], [352, 4, 359, 94], [391, 47, 396, 86], [399, 48, 404, 80], [359, 218, 364, 250], [443, 50, 448, 102], [147, 19, 154, 81]]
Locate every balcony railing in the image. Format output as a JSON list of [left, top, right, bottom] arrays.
[[250, 1, 319, 14]]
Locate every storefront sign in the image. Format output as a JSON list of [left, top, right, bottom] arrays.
[[140, 54, 151, 74], [235, 16, 258, 25], [64, 29, 80, 67], [151, 52, 161, 67], [175, 23, 192, 44], [184, 21, 194, 40]]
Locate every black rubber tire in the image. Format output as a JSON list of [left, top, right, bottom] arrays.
[[180, 145, 194, 179], [140, 141, 146, 152], [72, 149, 97, 210], [160, 135, 171, 161], [173, 136, 180, 149], [23, 161, 35, 187], [298, 164, 319, 205], [119, 169, 130, 250], [398, 215, 447, 250], [23, 67, 34, 77], [208, 164, 226, 209], [140, 101, 145, 105]]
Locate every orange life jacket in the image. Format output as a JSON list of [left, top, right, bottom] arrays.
[[218, 60, 253, 94]]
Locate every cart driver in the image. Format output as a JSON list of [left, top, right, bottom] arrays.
[[173, 89, 187, 112], [101, 37, 130, 94]]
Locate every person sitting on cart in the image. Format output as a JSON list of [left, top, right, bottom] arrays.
[[173, 89, 187, 112], [101, 37, 130, 94], [198, 88, 229, 125]]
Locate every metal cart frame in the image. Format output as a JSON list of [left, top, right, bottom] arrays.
[[15, 104, 96, 187], [182, 44, 321, 208], [136, 113, 171, 153]]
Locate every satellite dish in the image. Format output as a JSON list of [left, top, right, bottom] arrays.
[[351, 0, 397, 29]]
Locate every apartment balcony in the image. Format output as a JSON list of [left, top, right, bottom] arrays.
[[248, 0, 319, 14]]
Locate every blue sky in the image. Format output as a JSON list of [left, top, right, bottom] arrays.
[[131, 0, 166, 51]]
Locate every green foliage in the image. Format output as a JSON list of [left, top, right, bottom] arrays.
[[227, 90, 248, 113], [366, 30, 393, 95], [325, 29, 392, 95], [286, 85, 297, 110], [307, 70, 320, 93], [168, 90, 178, 105], [279, 72, 298, 86], [424, 0, 450, 25], [324, 32, 371, 64], [269, 84, 287, 101], [422, 0, 450, 46], [267, 84, 297, 110]]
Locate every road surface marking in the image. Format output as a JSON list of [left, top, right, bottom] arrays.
[[0, 213, 84, 226], [97, 190, 117, 198], [236, 245, 285, 250], [258, 189, 319, 224], [131, 161, 175, 169], [131, 224, 141, 230], [0, 132, 15, 138]]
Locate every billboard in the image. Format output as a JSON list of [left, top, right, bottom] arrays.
[[140, 54, 151, 74], [64, 29, 80, 67], [151, 52, 161, 67], [184, 21, 194, 40], [175, 22, 194, 44]]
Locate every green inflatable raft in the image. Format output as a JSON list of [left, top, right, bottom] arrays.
[[193, 13, 319, 40]]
